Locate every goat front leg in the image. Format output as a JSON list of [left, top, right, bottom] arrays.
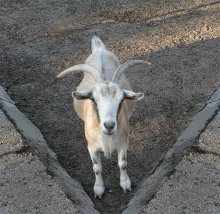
[[88, 147, 105, 199], [118, 146, 131, 193]]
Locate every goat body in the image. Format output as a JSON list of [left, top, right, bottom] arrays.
[[57, 35, 150, 198]]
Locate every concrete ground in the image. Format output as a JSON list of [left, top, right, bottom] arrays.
[[143, 111, 220, 214], [0, 109, 79, 214]]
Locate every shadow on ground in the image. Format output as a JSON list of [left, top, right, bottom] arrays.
[[0, 37, 220, 213], [0, 0, 220, 212]]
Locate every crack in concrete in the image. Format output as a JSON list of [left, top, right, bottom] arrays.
[[191, 146, 220, 157]]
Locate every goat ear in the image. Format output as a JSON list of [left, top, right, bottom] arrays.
[[123, 89, 144, 101], [72, 91, 92, 100]]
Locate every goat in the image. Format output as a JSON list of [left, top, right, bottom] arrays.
[[57, 34, 150, 199]]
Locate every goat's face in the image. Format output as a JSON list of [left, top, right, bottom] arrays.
[[92, 82, 123, 135], [73, 82, 144, 136]]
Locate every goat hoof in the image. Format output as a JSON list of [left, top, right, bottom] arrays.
[[94, 185, 105, 199], [120, 178, 131, 193], [94, 194, 103, 199]]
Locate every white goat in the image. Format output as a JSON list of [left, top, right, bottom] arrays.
[[57, 35, 150, 199]]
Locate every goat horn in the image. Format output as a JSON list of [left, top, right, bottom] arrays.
[[112, 60, 151, 83], [57, 64, 102, 81]]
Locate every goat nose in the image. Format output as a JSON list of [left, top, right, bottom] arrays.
[[104, 121, 115, 130]]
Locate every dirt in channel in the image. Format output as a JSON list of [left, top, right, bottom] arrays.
[[0, 0, 220, 213]]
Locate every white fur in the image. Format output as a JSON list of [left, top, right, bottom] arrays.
[[118, 147, 131, 192], [92, 82, 124, 136], [88, 147, 105, 198], [58, 35, 146, 198]]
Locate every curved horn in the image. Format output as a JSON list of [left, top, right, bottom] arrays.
[[57, 64, 102, 81], [112, 60, 151, 83]]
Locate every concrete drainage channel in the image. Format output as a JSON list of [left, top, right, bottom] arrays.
[[1, 83, 220, 214]]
